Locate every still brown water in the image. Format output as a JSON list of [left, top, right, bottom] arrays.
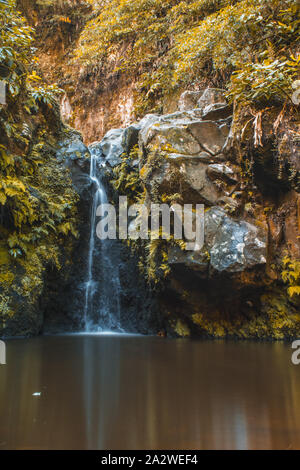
[[0, 334, 300, 450]]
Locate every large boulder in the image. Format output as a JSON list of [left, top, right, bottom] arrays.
[[206, 163, 237, 184], [177, 87, 233, 121], [197, 88, 227, 110], [167, 207, 266, 274], [91, 121, 143, 168], [177, 88, 228, 113], [135, 90, 268, 276], [131, 88, 272, 338], [140, 109, 230, 157], [138, 104, 233, 205]]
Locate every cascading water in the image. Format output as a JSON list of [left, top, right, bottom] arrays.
[[84, 146, 122, 332]]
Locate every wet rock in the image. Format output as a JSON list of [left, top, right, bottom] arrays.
[[165, 206, 266, 275], [90, 121, 142, 168], [1, 130, 93, 337], [56, 133, 91, 197], [96, 128, 125, 167], [42, 134, 94, 334], [90, 119, 146, 165], [122, 124, 140, 153]]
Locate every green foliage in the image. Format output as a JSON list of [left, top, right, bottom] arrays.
[[282, 255, 300, 298], [74, 0, 299, 112], [0, 1, 79, 318], [0, 0, 34, 99], [73, 0, 232, 112], [173, 0, 299, 101], [30, 83, 64, 108]]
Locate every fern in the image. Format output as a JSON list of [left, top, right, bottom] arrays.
[[282, 255, 300, 298]]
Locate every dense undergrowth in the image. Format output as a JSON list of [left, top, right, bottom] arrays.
[[0, 0, 79, 326]]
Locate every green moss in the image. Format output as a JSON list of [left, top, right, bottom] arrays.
[[174, 319, 191, 337], [261, 291, 300, 339], [0, 294, 14, 321], [281, 255, 300, 298], [185, 290, 300, 340]]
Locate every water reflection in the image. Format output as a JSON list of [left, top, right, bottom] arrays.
[[0, 336, 300, 449]]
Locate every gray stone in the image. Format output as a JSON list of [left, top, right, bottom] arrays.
[[141, 111, 229, 157], [138, 114, 161, 147], [167, 151, 213, 163], [89, 122, 143, 167], [197, 88, 227, 110], [56, 135, 89, 162], [88, 140, 104, 158], [205, 207, 266, 272], [189, 120, 228, 155], [122, 124, 140, 154], [178, 90, 204, 111], [98, 128, 125, 167], [206, 163, 237, 183]]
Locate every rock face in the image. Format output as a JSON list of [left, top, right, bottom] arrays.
[[105, 87, 299, 339], [0, 124, 159, 337], [42, 132, 161, 335], [136, 92, 267, 276], [178, 88, 228, 113], [137, 99, 236, 211], [0, 130, 92, 337]]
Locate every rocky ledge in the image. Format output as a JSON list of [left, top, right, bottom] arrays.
[[95, 87, 299, 339]]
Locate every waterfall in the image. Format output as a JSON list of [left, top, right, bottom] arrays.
[[84, 147, 122, 332]]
